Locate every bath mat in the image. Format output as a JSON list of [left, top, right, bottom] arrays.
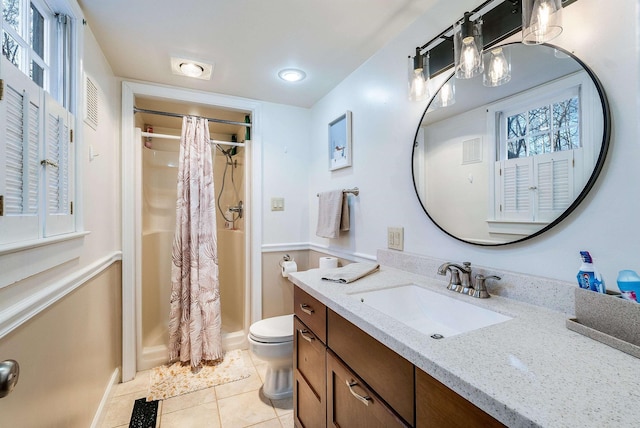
[[147, 349, 251, 401], [129, 397, 159, 428]]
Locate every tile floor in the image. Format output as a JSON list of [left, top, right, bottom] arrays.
[[101, 350, 294, 428]]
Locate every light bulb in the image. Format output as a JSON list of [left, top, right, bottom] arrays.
[[522, 0, 562, 45], [460, 37, 482, 79], [179, 62, 204, 78]]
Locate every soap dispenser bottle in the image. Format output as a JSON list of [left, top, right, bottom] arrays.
[[576, 251, 605, 293]]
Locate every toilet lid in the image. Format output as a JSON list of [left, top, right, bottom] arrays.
[[249, 314, 293, 343]]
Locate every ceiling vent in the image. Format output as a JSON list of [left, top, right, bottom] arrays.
[[84, 74, 98, 130]]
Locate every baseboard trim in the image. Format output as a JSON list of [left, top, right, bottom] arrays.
[[0, 251, 122, 339], [90, 367, 120, 428]]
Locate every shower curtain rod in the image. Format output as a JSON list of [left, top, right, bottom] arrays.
[[133, 106, 252, 128], [140, 131, 245, 148]]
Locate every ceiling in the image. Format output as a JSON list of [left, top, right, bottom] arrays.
[[77, 0, 439, 108]]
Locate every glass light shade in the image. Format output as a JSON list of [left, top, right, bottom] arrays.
[[454, 14, 483, 79], [408, 51, 429, 102], [432, 79, 455, 108], [483, 47, 511, 87], [522, 0, 563, 45]]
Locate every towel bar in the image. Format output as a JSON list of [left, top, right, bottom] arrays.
[[316, 187, 359, 197]]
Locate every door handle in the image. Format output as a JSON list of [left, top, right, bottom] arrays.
[[299, 304, 314, 315], [299, 329, 315, 343]]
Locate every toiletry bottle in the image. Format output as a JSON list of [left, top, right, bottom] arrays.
[[616, 270, 640, 303], [576, 251, 605, 293]]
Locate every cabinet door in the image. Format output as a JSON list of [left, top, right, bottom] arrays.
[[294, 317, 326, 428], [327, 351, 409, 428], [416, 368, 505, 428]]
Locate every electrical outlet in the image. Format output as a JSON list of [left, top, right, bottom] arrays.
[[387, 227, 404, 251], [271, 197, 285, 211]]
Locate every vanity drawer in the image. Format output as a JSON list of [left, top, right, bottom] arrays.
[[294, 286, 327, 343], [327, 350, 409, 428], [327, 309, 414, 425], [294, 317, 326, 401]]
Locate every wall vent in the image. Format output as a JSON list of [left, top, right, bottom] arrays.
[[84, 74, 98, 130], [462, 137, 482, 164]]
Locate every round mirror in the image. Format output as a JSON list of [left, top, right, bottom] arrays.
[[412, 43, 610, 246]]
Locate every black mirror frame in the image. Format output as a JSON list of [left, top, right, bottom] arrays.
[[411, 43, 611, 246]]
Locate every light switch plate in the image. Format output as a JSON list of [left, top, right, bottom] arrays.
[[271, 197, 285, 211], [387, 227, 404, 251]]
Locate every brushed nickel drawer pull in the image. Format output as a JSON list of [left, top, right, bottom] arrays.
[[300, 304, 314, 315], [299, 329, 315, 343], [346, 380, 371, 406]]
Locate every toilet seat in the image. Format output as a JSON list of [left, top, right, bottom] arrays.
[[249, 314, 293, 343]]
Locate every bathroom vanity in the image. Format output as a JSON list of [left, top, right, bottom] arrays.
[[289, 261, 640, 427]]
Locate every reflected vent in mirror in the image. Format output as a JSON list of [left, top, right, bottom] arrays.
[[84, 74, 98, 130], [462, 138, 482, 164]]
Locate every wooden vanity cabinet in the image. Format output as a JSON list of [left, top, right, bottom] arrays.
[[327, 350, 409, 428], [416, 369, 506, 428], [293, 285, 506, 428], [294, 287, 327, 428]]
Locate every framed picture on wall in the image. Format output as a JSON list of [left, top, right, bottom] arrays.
[[328, 110, 352, 171]]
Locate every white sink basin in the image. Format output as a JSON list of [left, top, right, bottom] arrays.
[[351, 284, 512, 338]]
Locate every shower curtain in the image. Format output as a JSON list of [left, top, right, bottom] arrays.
[[169, 116, 223, 370]]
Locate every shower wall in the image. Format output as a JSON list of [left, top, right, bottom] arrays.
[[139, 122, 246, 369]]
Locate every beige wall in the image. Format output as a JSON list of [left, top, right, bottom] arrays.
[[0, 262, 122, 428], [261, 250, 352, 319]]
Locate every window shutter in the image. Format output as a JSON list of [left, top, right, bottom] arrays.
[[0, 57, 42, 244], [535, 151, 574, 222], [499, 157, 533, 221], [43, 92, 74, 237]]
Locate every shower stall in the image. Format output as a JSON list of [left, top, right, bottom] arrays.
[[135, 100, 250, 370]]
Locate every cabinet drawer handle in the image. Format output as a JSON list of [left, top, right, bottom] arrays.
[[346, 380, 371, 406], [300, 304, 314, 315], [299, 329, 315, 343]]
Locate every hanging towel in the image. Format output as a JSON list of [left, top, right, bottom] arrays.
[[321, 263, 380, 283], [316, 190, 350, 239]]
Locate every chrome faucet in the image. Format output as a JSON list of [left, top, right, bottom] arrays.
[[437, 261, 472, 293]]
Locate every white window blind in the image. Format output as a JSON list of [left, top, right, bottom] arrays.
[[43, 92, 74, 236], [0, 56, 42, 243]]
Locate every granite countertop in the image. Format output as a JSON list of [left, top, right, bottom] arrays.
[[288, 265, 640, 428]]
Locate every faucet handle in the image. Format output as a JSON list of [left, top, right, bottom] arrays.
[[470, 274, 501, 298], [447, 269, 461, 291]]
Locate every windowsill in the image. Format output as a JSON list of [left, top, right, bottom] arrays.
[[0, 231, 90, 289], [487, 220, 549, 236]]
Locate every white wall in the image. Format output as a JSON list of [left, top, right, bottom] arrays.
[[261, 102, 311, 245], [309, 0, 640, 288]]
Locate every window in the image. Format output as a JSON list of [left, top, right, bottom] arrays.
[[0, 0, 75, 246]]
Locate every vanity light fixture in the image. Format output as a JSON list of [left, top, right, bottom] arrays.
[[408, 47, 430, 101], [453, 12, 483, 79], [278, 68, 306, 82], [483, 46, 511, 87], [522, 0, 563, 44]]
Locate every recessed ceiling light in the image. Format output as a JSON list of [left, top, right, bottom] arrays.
[[278, 68, 306, 82], [170, 56, 213, 80], [179, 62, 204, 78]]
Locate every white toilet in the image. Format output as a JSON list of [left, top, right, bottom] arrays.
[[248, 314, 294, 399]]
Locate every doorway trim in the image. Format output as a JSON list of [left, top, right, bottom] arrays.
[[121, 81, 263, 381]]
